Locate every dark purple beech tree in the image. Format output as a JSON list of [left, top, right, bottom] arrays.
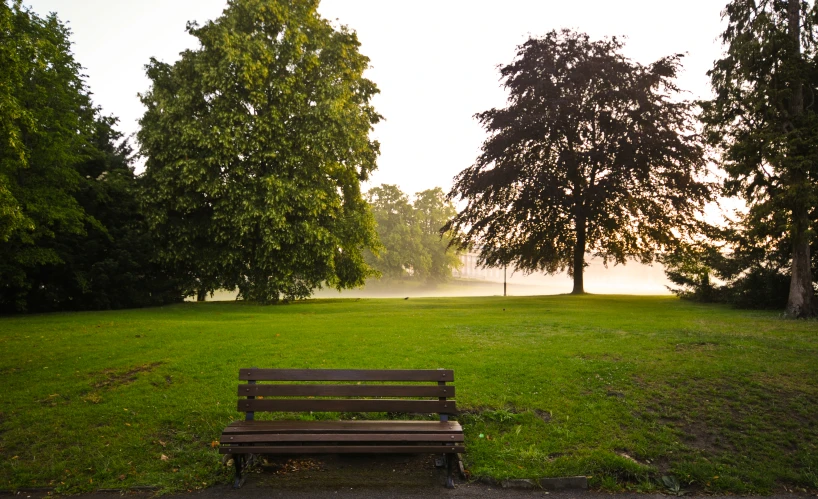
[[445, 29, 712, 294], [702, 0, 818, 317]]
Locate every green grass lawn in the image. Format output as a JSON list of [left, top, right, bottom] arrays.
[[1, 295, 817, 494]]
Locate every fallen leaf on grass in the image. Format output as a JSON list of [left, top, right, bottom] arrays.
[[158, 440, 167, 447], [160, 454, 169, 461], [211, 441, 219, 448]]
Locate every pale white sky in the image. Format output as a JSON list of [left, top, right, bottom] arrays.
[[24, 0, 727, 197], [22, 0, 729, 295]]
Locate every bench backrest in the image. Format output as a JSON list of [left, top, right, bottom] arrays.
[[237, 368, 457, 422]]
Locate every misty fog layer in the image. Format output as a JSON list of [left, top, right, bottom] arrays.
[[196, 258, 670, 301]]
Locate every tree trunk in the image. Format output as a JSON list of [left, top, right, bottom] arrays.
[[787, 205, 814, 317], [572, 215, 586, 294], [785, 0, 815, 317], [196, 288, 206, 302]]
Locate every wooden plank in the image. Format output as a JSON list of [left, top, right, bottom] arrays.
[[236, 399, 457, 414], [239, 369, 454, 382], [223, 420, 462, 434], [238, 384, 454, 398], [220, 433, 464, 443], [219, 444, 465, 454]]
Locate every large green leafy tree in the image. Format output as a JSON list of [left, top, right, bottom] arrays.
[[0, 1, 97, 310], [15, 120, 184, 312], [139, 0, 381, 303], [702, 0, 818, 317], [0, 1, 183, 312], [445, 30, 712, 294]]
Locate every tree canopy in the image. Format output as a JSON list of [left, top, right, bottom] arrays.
[[138, 0, 381, 303], [413, 187, 460, 282], [0, 0, 94, 310], [445, 29, 712, 294], [700, 0, 817, 317], [365, 185, 460, 282], [0, 1, 182, 312]]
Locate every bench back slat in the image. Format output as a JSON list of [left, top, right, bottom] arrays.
[[236, 368, 458, 420], [238, 384, 454, 398], [238, 398, 456, 414], [239, 368, 454, 382]]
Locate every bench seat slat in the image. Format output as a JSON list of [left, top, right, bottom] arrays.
[[221, 433, 464, 443], [238, 399, 456, 414], [224, 420, 462, 434], [239, 384, 454, 398], [240, 369, 454, 382], [220, 444, 466, 455]]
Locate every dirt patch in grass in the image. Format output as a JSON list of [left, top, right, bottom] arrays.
[[89, 362, 163, 390], [635, 372, 818, 491], [248, 454, 444, 489], [679, 419, 738, 454], [36, 393, 68, 406]]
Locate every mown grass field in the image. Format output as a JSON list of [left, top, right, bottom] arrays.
[[1, 295, 817, 494]]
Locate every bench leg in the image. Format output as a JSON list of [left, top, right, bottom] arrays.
[[445, 453, 456, 489], [232, 454, 246, 489]]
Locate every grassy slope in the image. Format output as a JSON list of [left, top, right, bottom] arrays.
[[0, 295, 816, 493]]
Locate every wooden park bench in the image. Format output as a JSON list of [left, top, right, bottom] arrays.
[[219, 368, 464, 488]]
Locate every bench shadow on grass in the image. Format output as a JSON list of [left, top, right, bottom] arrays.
[[238, 454, 448, 490]]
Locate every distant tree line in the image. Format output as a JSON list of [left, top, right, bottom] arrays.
[[2, 0, 815, 316], [365, 185, 460, 283]]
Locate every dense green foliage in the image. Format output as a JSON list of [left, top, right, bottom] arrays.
[[138, 0, 381, 303], [1, 296, 817, 493], [365, 184, 460, 282], [0, 0, 95, 309], [700, 0, 817, 316], [663, 210, 817, 309], [445, 30, 712, 295], [414, 187, 461, 282], [0, 1, 181, 313]]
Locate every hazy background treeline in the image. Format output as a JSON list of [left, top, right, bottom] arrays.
[[365, 185, 461, 284]]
